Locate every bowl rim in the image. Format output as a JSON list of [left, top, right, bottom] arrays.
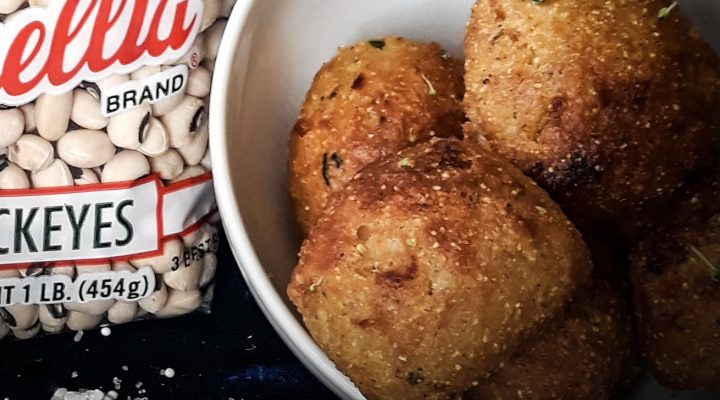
[[208, 2, 363, 399]]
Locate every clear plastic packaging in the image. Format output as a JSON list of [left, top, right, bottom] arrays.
[[0, 0, 234, 340]]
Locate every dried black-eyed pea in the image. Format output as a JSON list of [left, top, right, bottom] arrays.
[[65, 310, 103, 331], [0, 0, 25, 14], [20, 103, 36, 134], [155, 289, 202, 318], [31, 159, 74, 188], [130, 238, 184, 275], [69, 166, 100, 186], [204, 19, 227, 61], [170, 165, 206, 184], [0, 0, 26, 14], [27, 0, 49, 8], [57, 130, 116, 168], [201, 0, 220, 31], [108, 301, 138, 325], [150, 149, 185, 181], [152, 87, 185, 117], [138, 280, 168, 314], [0, 108, 24, 147], [220, 0, 234, 17], [71, 89, 108, 130], [39, 304, 68, 333], [0, 268, 20, 279], [81, 74, 129, 101], [11, 319, 41, 340], [65, 297, 115, 316], [0, 160, 30, 189], [76, 263, 111, 275], [9, 135, 54, 172], [47, 265, 75, 278], [26, 263, 73, 278], [199, 252, 217, 288], [200, 148, 211, 170], [1, 304, 39, 330], [19, 263, 49, 277], [107, 104, 152, 150], [162, 96, 205, 148], [100, 150, 150, 183], [0, 320, 8, 340], [107, 262, 139, 324], [163, 259, 203, 291], [182, 223, 217, 249], [177, 118, 208, 166], [168, 35, 205, 67], [186, 66, 212, 98], [203, 59, 215, 74], [112, 262, 135, 273], [138, 117, 170, 157], [35, 91, 73, 141]]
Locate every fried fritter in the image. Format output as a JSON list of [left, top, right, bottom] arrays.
[[464, 0, 720, 221], [466, 242, 638, 400], [288, 36, 465, 235], [287, 139, 592, 400], [630, 169, 720, 391]]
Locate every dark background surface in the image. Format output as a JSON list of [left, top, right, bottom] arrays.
[[0, 234, 339, 400]]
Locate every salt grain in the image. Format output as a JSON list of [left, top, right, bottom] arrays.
[[160, 368, 175, 378]]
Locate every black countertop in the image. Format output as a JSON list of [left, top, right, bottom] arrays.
[[0, 233, 339, 400]]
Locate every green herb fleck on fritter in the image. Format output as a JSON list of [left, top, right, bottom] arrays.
[[398, 158, 415, 168], [420, 73, 437, 96], [689, 244, 720, 282], [369, 40, 386, 50], [406, 237, 417, 247], [308, 276, 324, 293], [322, 152, 343, 186], [658, 1, 678, 20], [407, 370, 424, 385]]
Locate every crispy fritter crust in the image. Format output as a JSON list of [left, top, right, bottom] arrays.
[[466, 242, 637, 400], [630, 169, 720, 391], [289, 36, 465, 235], [288, 139, 591, 400], [464, 0, 720, 219]]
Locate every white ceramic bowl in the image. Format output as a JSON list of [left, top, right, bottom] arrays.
[[209, 1, 720, 399]]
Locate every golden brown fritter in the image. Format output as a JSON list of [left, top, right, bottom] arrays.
[[288, 36, 465, 235], [466, 242, 638, 400], [464, 0, 720, 221], [630, 169, 720, 392], [288, 139, 592, 400]]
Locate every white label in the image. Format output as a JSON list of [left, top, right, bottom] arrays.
[[0, 173, 216, 266], [101, 65, 189, 117], [0, 0, 204, 106], [0, 179, 160, 264], [0, 267, 155, 306], [163, 178, 215, 236]]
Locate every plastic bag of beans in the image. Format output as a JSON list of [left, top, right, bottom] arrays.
[[0, 0, 234, 341]]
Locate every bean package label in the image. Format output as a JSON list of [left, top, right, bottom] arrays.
[[0, 0, 233, 341]]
